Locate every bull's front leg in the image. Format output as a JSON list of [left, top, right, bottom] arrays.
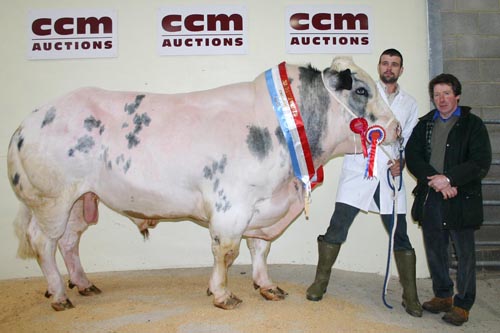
[[246, 238, 288, 301], [207, 228, 243, 310]]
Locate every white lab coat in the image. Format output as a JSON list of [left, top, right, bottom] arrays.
[[335, 81, 418, 214]]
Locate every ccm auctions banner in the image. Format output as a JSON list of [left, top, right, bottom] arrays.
[[158, 5, 248, 56], [27, 9, 118, 60], [286, 5, 372, 54]]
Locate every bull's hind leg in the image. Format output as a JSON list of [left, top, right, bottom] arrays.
[[246, 238, 288, 301], [28, 204, 74, 311], [58, 197, 102, 297], [207, 219, 244, 310]]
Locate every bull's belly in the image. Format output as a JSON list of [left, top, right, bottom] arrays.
[[95, 182, 209, 223]]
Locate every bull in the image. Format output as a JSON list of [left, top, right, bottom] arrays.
[[7, 56, 399, 311]]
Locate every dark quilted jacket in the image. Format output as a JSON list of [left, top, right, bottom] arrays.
[[406, 106, 492, 229]]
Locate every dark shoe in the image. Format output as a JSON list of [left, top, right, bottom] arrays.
[[394, 249, 422, 317], [306, 236, 341, 301], [422, 297, 453, 313], [442, 306, 469, 326]]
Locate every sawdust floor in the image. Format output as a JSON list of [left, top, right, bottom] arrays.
[[1, 265, 499, 333]]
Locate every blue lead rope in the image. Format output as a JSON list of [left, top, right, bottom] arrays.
[[382, 140, 404, 309]]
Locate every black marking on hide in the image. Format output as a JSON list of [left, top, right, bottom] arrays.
[[297, 65, 329, 159], [41, 107, 56, 128], [84, 116, 102, 132], [68, 135, 95, 156], [274, 126, 286, 147], [123, 158, 131, 173], [246, 125, 272, 161], [215, 189, 232, 213], [17, 135, 24, 151], [125, 113, 151, 149], [202, 155, 231, 213], [124, 95, 145, 115], [126, 133, 140, 149], [203, 155, 227, 181], [12, 173, 20, 186], [335, 69, 353, 91], [132, 113, 151, 134], [348, 77, 373, 119], [122, 122, 129, 128]]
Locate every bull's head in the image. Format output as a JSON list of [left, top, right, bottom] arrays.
[[322, 56, 401, 151]]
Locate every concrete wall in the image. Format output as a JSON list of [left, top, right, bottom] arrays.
[[439, 0, 500, 122], [0, 0, 429, 280]]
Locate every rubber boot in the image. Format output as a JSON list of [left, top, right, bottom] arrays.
[[306, 236, 341, 301], [394, 249, 423, 317]]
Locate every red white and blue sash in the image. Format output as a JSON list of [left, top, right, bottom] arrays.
[[265, 62, 323, 216]]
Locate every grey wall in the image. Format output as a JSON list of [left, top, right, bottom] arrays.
[[430, 0, 500, 125]]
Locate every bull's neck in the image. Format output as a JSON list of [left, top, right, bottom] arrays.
[[292, 65, 331, 168]]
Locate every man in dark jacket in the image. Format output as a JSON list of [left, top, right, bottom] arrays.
[[406, 73, 491, 326]]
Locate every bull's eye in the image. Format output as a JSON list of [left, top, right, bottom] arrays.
[[355, 87, 368, 97]]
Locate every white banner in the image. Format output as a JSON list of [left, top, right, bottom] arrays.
[[158, 5, 248, 56], [285, 5, 372, 54], [27, 9, 118, 60]]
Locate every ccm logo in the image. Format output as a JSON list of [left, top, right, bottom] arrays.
[[32, 16, 113, 36], [161, 13, 243, 32], [290, 12, 368, 31]]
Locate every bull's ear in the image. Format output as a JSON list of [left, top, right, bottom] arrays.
[[335, 69, 352, 91]]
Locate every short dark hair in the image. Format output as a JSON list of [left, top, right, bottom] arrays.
[[428, 73, 462, 99], [379, 48, 403, 67]]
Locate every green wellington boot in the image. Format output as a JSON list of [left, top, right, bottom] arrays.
[[394, 249, 423, 317], [306, 236, 341, 301]]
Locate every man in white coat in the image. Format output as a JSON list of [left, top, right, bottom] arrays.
[[306, 49, 422, 317]]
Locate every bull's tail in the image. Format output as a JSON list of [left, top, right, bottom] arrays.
[[14, 202, 36, 259]]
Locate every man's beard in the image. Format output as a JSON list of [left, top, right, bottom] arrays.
[[380, 74, 398, 84]]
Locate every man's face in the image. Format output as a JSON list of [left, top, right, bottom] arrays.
[[433, 83, 460, 119], [378, 54, 403, 84]]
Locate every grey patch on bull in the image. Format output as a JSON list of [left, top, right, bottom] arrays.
[[125, 133, 140, 149], [246, 125, 272, 161], [116, 154, 125, 165], [125, 113, 151, 149], [202, 155, 231, 212], [124, 158, 131, 173], [12, 173, 20, 186], [122, 122, 129, 128], [124, 95, 146, 115], [84, 116, 102, 132], [68, 135, 95, 156], [215, 190, 232, 213], [203, 155, 227, 181], [132, 113, 151, 134], [297, 65, 330, 159], [100, 146, 112, 170], [347, 77, 372, 120], [41, 107, 56, 128], [17, 135, 24, 151], [274, 126, 286, 147]]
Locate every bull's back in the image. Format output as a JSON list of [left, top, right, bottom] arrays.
[[9, 81, 282, 218]]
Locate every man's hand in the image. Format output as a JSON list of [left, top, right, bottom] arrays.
[[427, 174, 458, 199], [388, 159, 405, 177]]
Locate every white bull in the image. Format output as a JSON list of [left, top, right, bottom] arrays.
[[7, 56, 399, 311]]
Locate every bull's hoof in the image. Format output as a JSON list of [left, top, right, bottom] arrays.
[[213, 293, 242, 310], [78, 285, 102, 296], [69, 280, 102, 296], [51, 299, 74, 311], [259, 286, 288, 301]]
